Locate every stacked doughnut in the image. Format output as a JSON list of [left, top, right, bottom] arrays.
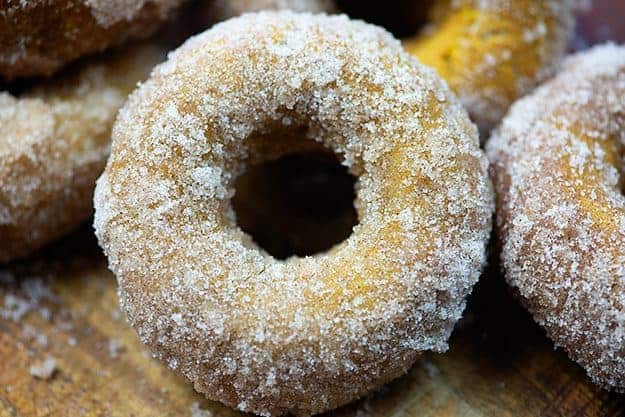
[[0, 0, 182, 81], [488, 44, 625, 392], [94, 11, 493, 416], [0, 45, 167, 262], [1, 0, 337, 263], [0, 0, 185, 262]]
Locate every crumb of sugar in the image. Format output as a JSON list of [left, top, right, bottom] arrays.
[[29, 356, 57, 380], [0, 275, 57, 322], [190, 401, 213, 417], [108, 339, 124, 359], [22, 324, 48, 348]]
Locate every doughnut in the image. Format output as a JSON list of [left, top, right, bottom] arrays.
[[487, 44, 625, 391], [403, 0, 579, 132], [0, 44, 165, 263], [94, 11, 493, 415], [0, 0, 181, 80], [209, 0, 334, 21]]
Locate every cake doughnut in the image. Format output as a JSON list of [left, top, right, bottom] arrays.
[[209, 0, 334, 21], [403, 0, 580, 133], [0, 44, 165, 263], [0, 0, 181, 80], [94, 12, 493, 415], [487, 44, 625, 391]]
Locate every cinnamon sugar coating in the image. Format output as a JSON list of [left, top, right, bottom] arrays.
[[404, 0, 581, 133], [0, 44, 165, 263], [487, 43, 625, 392], [0, 0, 181, 80], [94, 12, 493, 416]]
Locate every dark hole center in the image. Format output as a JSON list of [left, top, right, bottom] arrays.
[[336, 0, 436, 38], [232, 152, 358, 260]]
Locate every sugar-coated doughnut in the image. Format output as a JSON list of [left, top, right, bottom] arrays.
[[487, 44, 625, 392], [94, 11, 493, 416], [0, 44, 165, 263], [0, 0, 181, 80], [404, 0, 580, 132], [209, 0, 334, 20]]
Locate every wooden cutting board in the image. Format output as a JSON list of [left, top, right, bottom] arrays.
[[1, 227, 624, 417]]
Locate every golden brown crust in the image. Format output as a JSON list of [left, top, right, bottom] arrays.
[[0, 0, 181, 80], [487, 43, 625, 392]]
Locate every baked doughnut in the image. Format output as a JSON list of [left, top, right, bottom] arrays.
[[403, 0, 579, 132], [209, 0, 334, 21], [0, 44, 165, 263], [0, 0, 181, 80], [487, 44, 625, 391], [94, 11, 493, 415]]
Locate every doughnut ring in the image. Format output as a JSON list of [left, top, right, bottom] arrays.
[[487, 44, 625, 391], [0, 44, 165, 263], [403, 0, 579, 132], [209, 0, 334, 21], [0, 0, 181, 80], [94, 12, 493, 415]]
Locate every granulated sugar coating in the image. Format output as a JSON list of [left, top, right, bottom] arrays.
[[0, 0, 181, 80], [94, 12, 493, 416], [404, 0, 581, 134], [487, 43, 625, 392], [212, 0, 334, 20], [0, 44, 165, 263]]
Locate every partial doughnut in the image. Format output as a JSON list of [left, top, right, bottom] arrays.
[[209, 0, 334, 21], [0, 44, 165, 263], [487, 44, 625, 391], [0, 0, 181, 80], [94, 11, 493, 416], [403, 0, 580, 132]]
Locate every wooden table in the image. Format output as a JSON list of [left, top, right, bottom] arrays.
[[1, 226, 623, 417]]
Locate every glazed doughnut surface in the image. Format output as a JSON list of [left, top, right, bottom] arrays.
[[95, 11, 493, 415], [404, 0, 580, 132], [487, 44, 625, 392], [0, 44, 165, 263], [0, 0, 180, 80]]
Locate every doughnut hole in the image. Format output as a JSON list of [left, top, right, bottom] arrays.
[[232, 133, 358, 260]]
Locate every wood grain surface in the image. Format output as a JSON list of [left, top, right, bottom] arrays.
[[1, 226, 624, 417]]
